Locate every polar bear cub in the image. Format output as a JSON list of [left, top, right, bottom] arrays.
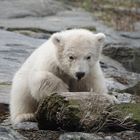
[[10, 29, 116, 125]]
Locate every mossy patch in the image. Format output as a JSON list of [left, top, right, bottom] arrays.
[[115, 103, 140, 124], [36, 93, 140, 132], [35, 93, 81, 131]]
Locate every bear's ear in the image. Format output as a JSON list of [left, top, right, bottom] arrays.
[[51, 33, 63, 47], [94, 33, 106, 59], [95, 33, 106, 44]]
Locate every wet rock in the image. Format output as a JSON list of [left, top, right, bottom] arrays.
[[0, 126, 27, 140]]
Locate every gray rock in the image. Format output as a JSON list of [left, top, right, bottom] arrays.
[[0, 0, 69, 18], [0, 0, 98, 36], [103, 31, 140, 73], [59, 133, 122, 140], [105, 136, 122, 140], [0, 29, 45, 83], [0, 9, 97, 34], [59, 132, 103, 140], [101, 55, 140, 92], [0, 126, 27, 140], [112, 92, 134, 103], [13, 122, 38, 131], [103, 43, 140, 73], [0, 29, 45, 103], [116, 131, 140, 140]]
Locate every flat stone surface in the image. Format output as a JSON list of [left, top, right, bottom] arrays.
[[0, 29, 45, 103], [0, 29, 45, 83], [0, 0, 98, 33], [0, 10, 98, 33], [0, 0, 69, 18]]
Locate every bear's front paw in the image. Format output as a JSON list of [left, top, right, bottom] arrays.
[[13, 113, 36, 125], [105, 94, 120, 105]]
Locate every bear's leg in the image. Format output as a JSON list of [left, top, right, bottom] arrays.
[[29, 71, 69, 101], [91, 63, 119, 104], [91, 63, 108, 93], [14, 113, 35, 124], [91, 74, 119, 104], [10, 74, 37, 125]]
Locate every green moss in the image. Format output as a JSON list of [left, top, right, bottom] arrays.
[[36, 93, 81, 131], [115, 103, 140, 123]]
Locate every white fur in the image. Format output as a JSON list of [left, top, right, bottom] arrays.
[[10, 29, 117, 125]]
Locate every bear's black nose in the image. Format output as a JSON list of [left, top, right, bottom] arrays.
[[76, 72, 85, 80]]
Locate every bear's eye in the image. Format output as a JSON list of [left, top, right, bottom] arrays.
[[69, 56, 74, 60], [86, 56, 91, 60]]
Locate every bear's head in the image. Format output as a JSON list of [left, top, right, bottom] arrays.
[[51, 29, 105, 80]]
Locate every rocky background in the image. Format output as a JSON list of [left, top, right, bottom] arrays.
[[0, 0, 140, 140]]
